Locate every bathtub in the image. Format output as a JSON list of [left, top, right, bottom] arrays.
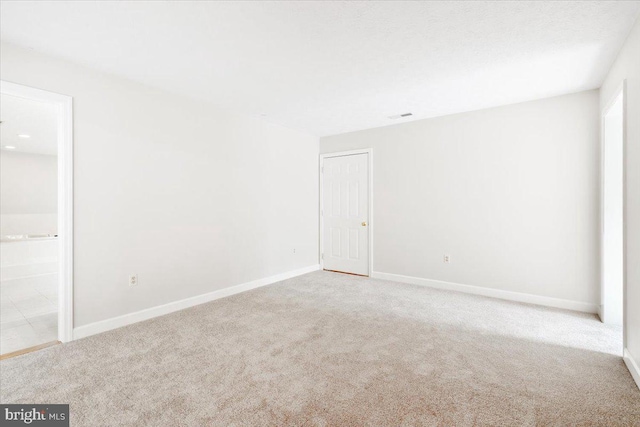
[[0, 235, 58, 280]]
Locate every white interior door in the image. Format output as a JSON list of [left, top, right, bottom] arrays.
[[602, 92, 624, 325], [322, 153, 369, 275]]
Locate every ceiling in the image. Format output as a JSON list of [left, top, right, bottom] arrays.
[[0, 94, 58, 156], [1, 1, 639, 137]]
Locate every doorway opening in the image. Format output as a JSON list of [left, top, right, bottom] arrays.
[[0, 81, 73, 358], [601, 85, 624, 333]]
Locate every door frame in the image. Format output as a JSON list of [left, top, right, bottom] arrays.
[[599, 80, 626, 344], [1, 80, 74, 343], [319, 149, 373, 277]]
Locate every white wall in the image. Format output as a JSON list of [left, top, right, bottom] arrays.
[[600, 16, 640, 369], [0, 43, 319, 328], [321, 90, 600, 307], [0, 150, 57, 235]]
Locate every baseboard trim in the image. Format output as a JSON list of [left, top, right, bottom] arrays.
[[371, 271, 598, 313], [624, 348, 640, 390], [73, 264, 320, 340]]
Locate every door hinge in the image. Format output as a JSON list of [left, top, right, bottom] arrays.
[[321, 253, 324, 260]]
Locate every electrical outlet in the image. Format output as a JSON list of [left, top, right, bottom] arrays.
[[129, 274, 138, 287], [443, 255, 451, 264], [293, 248, 296, 254]]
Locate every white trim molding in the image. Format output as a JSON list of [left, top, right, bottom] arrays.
[[371, 271, 598, 313], [624, 348, 640, 390], [73, 264, 320, 340], [1, 80, 74, 343], [319, 148, 373, 277]]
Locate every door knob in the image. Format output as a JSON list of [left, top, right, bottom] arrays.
[[361, 221, 367, 226]]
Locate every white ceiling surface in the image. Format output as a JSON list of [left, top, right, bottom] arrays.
[[0, 94, 58, 156], [1, 2, 639, 137]]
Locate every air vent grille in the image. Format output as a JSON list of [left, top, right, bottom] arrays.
[[388, 112, 413, 119]]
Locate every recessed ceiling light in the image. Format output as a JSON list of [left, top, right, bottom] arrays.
[[4, 146, 16, 150], [388, 113, 413, 119], [17, 134, 30, 138]]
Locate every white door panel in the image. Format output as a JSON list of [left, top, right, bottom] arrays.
[[602, 93, 623, 325], [322, 153, 369, 275]]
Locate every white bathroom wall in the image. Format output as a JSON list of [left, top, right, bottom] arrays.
[[321, 90, 600, 309], [0, 150, 57, 236], [600, 15, 640, 381], [0, 43, 319, 328]]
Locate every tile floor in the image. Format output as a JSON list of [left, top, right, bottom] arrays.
[[1, 273, 58, 355]]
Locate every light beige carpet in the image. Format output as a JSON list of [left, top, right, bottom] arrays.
[[1, 271, 639, 426]]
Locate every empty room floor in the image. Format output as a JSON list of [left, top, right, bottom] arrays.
[[1, 271, 638, 425], [0, 273, 58, 355]]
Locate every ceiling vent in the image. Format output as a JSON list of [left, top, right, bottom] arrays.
[[388, 113, 413, 119]]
